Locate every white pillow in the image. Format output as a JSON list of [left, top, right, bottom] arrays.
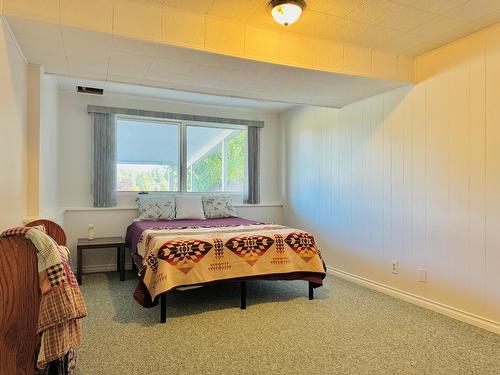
[[202, 196, 238, 219], [136, 195, 175, 220], [175, 195, 206, 220]]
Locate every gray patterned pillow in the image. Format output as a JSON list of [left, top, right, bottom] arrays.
[[202, 196, 238, 219], [136, 195, 176, 220]]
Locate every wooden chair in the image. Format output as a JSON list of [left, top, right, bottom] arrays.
[[0, 220, 66, 375]]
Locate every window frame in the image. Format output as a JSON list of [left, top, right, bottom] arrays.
[[115, 114, 248, 194]]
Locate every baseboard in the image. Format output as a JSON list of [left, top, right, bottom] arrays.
[[327, 266, 500, 335], [82, 263, 133, 274]]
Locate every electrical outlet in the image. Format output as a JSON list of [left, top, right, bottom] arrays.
[[418, 268, 427, 283], [391, 260, 399, 274]]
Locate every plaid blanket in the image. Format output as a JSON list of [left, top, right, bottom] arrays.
[[135, 224, 326, 306], [1, 225, 87, 372]]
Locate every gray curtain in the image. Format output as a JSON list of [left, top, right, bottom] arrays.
[[245, 126, 260, 204], [92, 113, 116, 207]]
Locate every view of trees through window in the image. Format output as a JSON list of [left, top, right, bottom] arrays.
[[187, 131, 245, 192], [117, 164, 178, 191], [116, 118, 246, 192]]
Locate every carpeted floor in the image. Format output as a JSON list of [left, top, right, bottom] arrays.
[[77, 271, 500, 375]]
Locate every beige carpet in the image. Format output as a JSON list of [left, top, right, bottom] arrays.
[[77, 271, 500, 375]]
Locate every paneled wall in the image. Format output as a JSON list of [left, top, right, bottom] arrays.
[[282, 24, 500, 325]]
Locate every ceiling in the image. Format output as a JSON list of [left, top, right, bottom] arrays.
[[138, 0, 500, 57], [56, 76, 296, 112], [8, 17, 407, 108]]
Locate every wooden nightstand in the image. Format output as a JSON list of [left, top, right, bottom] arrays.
[[76, 237, 126, 285]]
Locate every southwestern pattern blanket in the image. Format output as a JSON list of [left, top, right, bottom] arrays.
[[135, 224, 326, 306]]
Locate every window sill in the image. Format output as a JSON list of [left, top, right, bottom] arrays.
[[64, 203, 283, 212]]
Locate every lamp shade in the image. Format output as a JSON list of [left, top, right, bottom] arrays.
[[270, 0, 305, 26]]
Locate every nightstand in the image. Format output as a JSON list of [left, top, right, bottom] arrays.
[[76, 237, 126, 285]]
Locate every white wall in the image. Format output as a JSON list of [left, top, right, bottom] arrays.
[[26, 64, 40, 218], [0, 17, 27, 228], [58, 90, 282, 208], [282, 23, 500, 328], [58, 90, 283, 269], [39, 73, 59, 219], [26, 64, 60, 221]]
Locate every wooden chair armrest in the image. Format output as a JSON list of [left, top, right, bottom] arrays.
[[26, 219, 67, 246]]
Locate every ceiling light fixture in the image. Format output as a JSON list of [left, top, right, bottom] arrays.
[[269, 0, 306, 26]]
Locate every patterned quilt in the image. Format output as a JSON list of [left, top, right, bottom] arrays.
[[135, 224, 326, 305], [1, 225, 87, 373]]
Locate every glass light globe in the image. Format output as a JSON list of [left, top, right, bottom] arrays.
[[271, 3, 303, 26]]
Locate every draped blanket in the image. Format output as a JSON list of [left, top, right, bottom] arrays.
[[1, 226, 87, 373], [135, 224, 326, 306]]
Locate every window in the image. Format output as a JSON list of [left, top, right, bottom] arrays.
[[186, 126, 246, 193], [116, 117, 247, 193], [117, 118, 180, 192]]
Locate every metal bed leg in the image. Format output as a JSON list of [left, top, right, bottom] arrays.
[[309, 281, 314, 300], [160, 295, 167, 323], [240, 281, 247, 310]]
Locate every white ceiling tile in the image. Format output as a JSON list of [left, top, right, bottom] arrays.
[[379, 6, 435, 32], [443, 0, 500, 23], [155, 43, 243, 70], [111, 35, 160, 57], [108, 50, 153, 79], [5, 16, 69, 74], [142, 79, 217, 96], [409, 15, 464, 38], [3, 0, 60, 23], [346, 0, 408, 25], [52, 0, 500, 60], [316, 18, 369, 43], [61, 26, 112, 59], [163, 0, 214, 13], [145, 57, 204, 84], [290, 10, 342, 38], [114, 0, 162, 41], [352, 25, 402, 47], [106, 74, 144, 85], [306, 0, 367, 17], [12, 16, 407, 108], [61, 26, 112, 78], [461, 8, 500, 32], [398, 0, 469, 14], [68, 61, 108, 80], [208, 0, 261, 22], [134, 0, 167, 4], [61, 0, 113, 32], [379, 30, 429, 55]]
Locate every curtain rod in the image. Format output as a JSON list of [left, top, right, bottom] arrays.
[[87, 105, 264, 128]]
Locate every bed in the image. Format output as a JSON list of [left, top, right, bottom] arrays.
[[126, 217, 326, 323]]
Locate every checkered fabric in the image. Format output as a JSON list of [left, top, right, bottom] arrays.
[[37, 319, 83, 368], [0, 224, 46, 238], [47, 264, 67, 287], [0, 226, 30, 237]]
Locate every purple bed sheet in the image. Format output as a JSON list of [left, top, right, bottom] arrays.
[[125, 217, 260, 256]]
